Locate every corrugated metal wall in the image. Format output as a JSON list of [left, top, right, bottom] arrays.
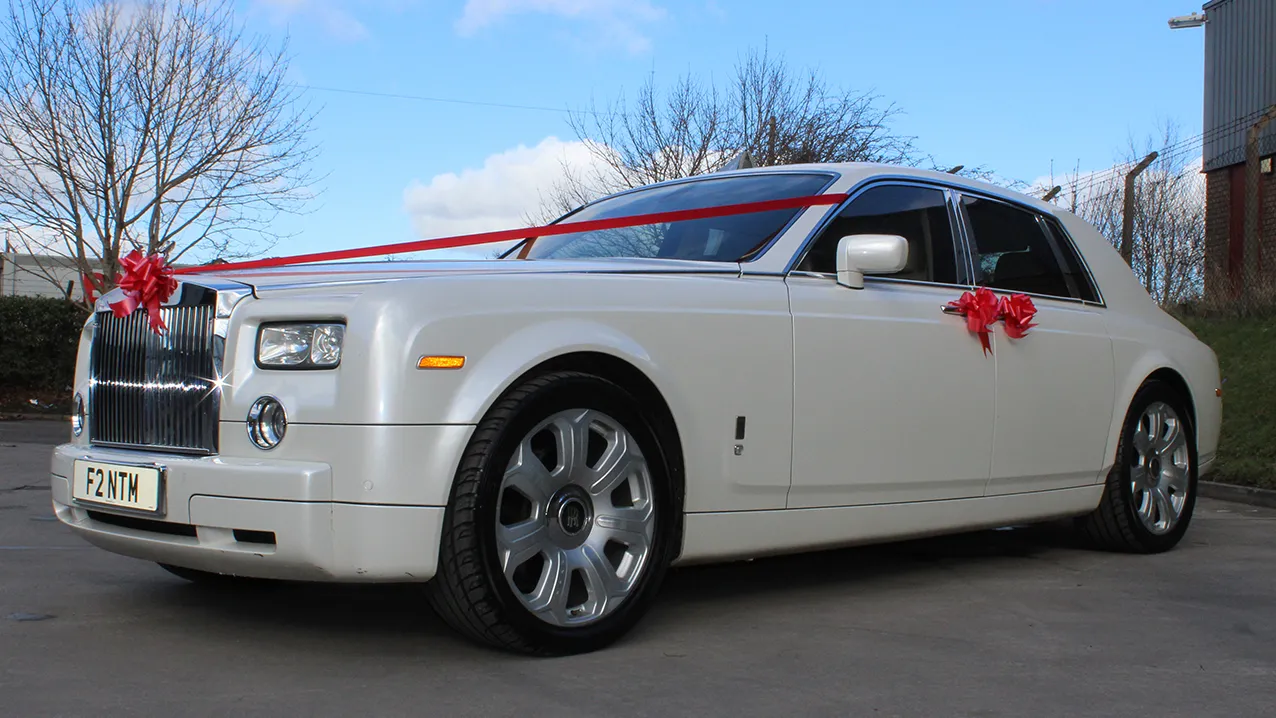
[[1203, 0, 1276, 172]]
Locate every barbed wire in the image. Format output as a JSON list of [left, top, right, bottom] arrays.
[[1036, 107, 1273, 199]]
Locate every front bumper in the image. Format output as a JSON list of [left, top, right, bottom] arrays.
[[49, 423, 473, 582], [52, 491, 444, 582]]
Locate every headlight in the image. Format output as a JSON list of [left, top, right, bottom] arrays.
[[256, 322, 345, 368]]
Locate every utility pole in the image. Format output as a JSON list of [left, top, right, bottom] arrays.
[[1120, 152, 1158, 266], [766, 116, 777, 166]]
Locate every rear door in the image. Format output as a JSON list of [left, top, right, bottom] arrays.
[[954, 192, 1116, 495]]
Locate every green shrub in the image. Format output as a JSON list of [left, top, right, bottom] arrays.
[[0, 296, 90, 391]]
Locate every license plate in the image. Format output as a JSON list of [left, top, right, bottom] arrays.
[[72, 460, 164, 514]]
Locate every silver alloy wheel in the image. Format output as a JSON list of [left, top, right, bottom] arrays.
[[496, 408, 656, 627], [1130, 401, 1191, 535]]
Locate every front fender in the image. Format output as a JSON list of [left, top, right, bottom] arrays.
[[439, 318, 684, 427]]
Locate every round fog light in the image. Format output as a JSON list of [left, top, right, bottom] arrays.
[[247, 396, 287, 450], [71, 393, 85, 436]]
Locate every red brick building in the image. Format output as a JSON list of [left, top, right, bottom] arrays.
[[1193, 0, 1276, 305]]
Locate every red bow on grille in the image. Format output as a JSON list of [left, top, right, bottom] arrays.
[[998, 293, 1038, 339], [109, 250, 178, 335], [947, 286, 1001, 356]]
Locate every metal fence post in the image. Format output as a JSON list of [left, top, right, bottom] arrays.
[[1121, 152, 1158, 266], [1242, 105, 1276, 312]]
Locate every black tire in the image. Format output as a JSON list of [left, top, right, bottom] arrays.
[[1077, 380, 1198, 553], [424, 370, 681, 656]]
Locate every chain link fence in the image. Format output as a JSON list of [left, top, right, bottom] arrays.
[[1032, 107, 1276, 317]]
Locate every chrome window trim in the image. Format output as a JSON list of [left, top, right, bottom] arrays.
[[1034, 214, 1084, 300], [1039, 214, 1107, 307], [782, 176, 975, 287], [785, 270, 1101, 308], [950, 188, 1107, 308], [787, 270, 976, 292], [944, 188, 978, 286]]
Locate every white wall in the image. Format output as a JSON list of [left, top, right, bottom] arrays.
[[0, 253, 88, 300]]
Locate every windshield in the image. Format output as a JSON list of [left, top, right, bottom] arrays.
[[507, 172, 834, 262]]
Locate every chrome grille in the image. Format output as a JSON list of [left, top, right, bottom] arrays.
[[88, 301, 220, 455]]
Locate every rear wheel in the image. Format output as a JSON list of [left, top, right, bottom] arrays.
[[1078, 381, 1198, 553], [425, 371, 679, 655]]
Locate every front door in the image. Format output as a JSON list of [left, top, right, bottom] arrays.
[[786, 183, 996, 508]]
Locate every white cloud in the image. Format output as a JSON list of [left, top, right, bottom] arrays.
[[455, 0, 665, 53], [251, 0, 370, 41], [401, 136, 610, 258]]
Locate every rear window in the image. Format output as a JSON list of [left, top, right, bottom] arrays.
[[1041, 216, 1100, 303], [510, 173, 833, 262]]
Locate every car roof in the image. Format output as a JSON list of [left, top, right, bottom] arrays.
[[589, 161, 1064, 222]]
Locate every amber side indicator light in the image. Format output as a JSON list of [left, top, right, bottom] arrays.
[[418, 355, 466, 369], [1216, 388, 1222, 397]]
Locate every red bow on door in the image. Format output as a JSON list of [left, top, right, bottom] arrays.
[[998, 293, 1038, 339], [946, 287, 1001, 356], [947, 288, 1038, 356]]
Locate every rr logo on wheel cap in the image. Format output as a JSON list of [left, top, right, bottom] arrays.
[[559, 499, 586, 535]]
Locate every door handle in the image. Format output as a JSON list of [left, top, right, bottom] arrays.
[[940, 305, 963, 316]]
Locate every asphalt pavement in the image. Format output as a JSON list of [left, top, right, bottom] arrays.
[[3, 419, 1275, 717]]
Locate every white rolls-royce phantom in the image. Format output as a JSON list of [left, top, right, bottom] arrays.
[[51, 163, 1222, 655]]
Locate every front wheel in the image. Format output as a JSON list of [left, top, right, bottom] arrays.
[[425, 371, 679, 655], [1078, 380, 1198, 553]]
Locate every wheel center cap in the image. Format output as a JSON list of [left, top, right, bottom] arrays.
[[558, 498, 587, 535], [1149, 458, 1162, 477], [547, 487, 593, 546]]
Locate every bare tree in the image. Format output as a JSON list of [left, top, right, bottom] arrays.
[[0, 0, 316, 304], [1045, 122, 1205, 305], [535, 46, 921, 221]]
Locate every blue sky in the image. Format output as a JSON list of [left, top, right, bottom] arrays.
[[236, 0, 1209, 261]]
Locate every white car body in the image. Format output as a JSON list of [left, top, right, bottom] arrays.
[[50, 163, 1222, 587]]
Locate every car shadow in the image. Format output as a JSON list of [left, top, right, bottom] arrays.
[[135, 518, 1089, 653]]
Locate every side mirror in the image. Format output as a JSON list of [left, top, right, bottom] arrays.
[[835, 234, 909, 289]]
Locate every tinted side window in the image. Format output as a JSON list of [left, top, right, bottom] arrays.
[[798, 185, 959, 284], [963, 196, 1072, 299], [1041, 216, 1099, 302]]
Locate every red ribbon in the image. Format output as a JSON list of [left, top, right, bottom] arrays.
[[948, 289, 1039, 355], [947, 286, 1001, 356], [175, 193, 850, 275], [998, 293, 1038, 339], [109, 250, 178, 335]]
